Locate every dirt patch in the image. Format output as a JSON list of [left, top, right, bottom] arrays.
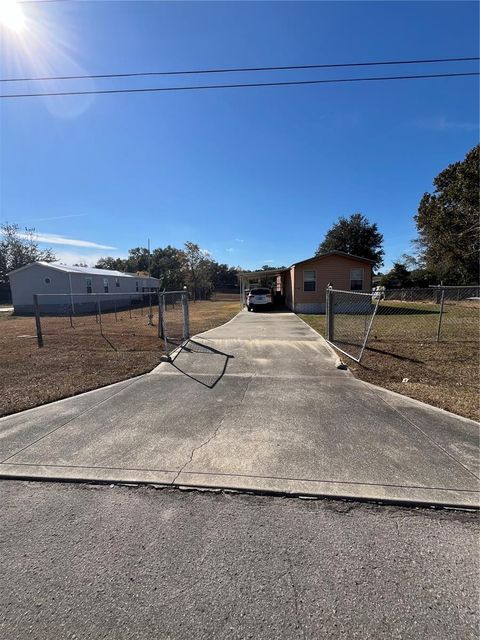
[[0, 300, 240, 417], [300, 311, 479, 422]]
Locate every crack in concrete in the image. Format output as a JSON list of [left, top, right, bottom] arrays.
[[170, 423, 223, 486], [171, 374, 256, 486]]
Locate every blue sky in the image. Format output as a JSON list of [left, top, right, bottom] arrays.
[[1, 0, 478, 272]]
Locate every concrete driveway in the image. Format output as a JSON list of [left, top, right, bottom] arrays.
[[0, 310, 478, 507]]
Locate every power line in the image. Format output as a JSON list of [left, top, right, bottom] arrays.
[[1, 56, 478, 83], [1, 71, 478, 99]]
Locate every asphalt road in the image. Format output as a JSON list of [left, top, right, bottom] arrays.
[[1, 481, 478, 640]]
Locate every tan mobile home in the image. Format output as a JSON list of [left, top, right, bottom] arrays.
[[239, 251, 374, 313]]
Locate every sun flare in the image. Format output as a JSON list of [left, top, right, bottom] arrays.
[[0, 0, 26, 32]]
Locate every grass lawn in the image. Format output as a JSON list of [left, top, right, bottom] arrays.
[[300, 300, 480, 422], [0, 300, 240, 417]]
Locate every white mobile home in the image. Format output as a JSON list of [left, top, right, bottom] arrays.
[[8, 262, 160, 315]]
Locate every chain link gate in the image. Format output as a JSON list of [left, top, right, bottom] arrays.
[[325, 288, 380, 362], [158, 291, 190, 360]]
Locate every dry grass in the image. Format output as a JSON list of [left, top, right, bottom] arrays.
[[300, 301, 480, 422], [0, 300, 240, 417]]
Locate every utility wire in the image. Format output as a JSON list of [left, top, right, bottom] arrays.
[[1, 56, 478, 83], [1, 71, 478, 99]]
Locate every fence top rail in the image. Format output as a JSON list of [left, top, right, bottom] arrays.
[[328, 289, 374, 296], [428, 285, 480, 289], [34, 291, 159, 298], [159, 290, 188, 295]]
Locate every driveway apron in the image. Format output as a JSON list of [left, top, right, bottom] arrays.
[[0, 310, 478, 507]]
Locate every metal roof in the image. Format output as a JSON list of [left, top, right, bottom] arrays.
[[8, 261, 159, 280], [237, 267, 288, 278]]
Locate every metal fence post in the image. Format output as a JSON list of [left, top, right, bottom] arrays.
[[436, 289, 445, 342], [161, 294, 167, 350], [182, 292, 190, 340], [325, 287, 330, 340], [326, 288, 334, 342], [148, 291, 154, 326], [157, 293, 163, 338], [97, 298, 103, 335], [33, 294, 44, 348]]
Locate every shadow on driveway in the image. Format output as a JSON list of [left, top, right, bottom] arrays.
[[170, 339, 235, 389]]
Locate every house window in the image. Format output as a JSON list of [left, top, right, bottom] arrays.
[[135, 281, 139, 292], [103, 278, 109, 293], [350, 268, 364, 290], [44, 277, 51, 284], [115, 278, 120, 288], [85, 278, 92, 294], [303, 270, 316, 292]]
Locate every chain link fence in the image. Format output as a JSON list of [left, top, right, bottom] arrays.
[[326, 286, 480, 363], [32, 290, 190, 358], [210, 289, 241, 302], [377, 286, 479, 344]]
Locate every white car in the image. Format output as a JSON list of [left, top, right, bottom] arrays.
[[372, 286, 386, 302], [247, 288, 273, 312]]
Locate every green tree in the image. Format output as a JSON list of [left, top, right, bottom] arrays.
[[397, 253, 438, 287], [414, 144, 479, 284], [151, 246, 186, 290], [380, 262, 413, 288], [0, 223, 56, 285], [95, 256, 127, 271], [125, 247, 151, 274], [316, 213, 384, 268], [209, 262, 238, 289]]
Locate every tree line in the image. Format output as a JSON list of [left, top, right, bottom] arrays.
[[95, 241, 239, 300], [0, 231, 238, 302]]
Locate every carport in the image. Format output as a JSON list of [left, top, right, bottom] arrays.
[[238, 268, 289, 307]]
